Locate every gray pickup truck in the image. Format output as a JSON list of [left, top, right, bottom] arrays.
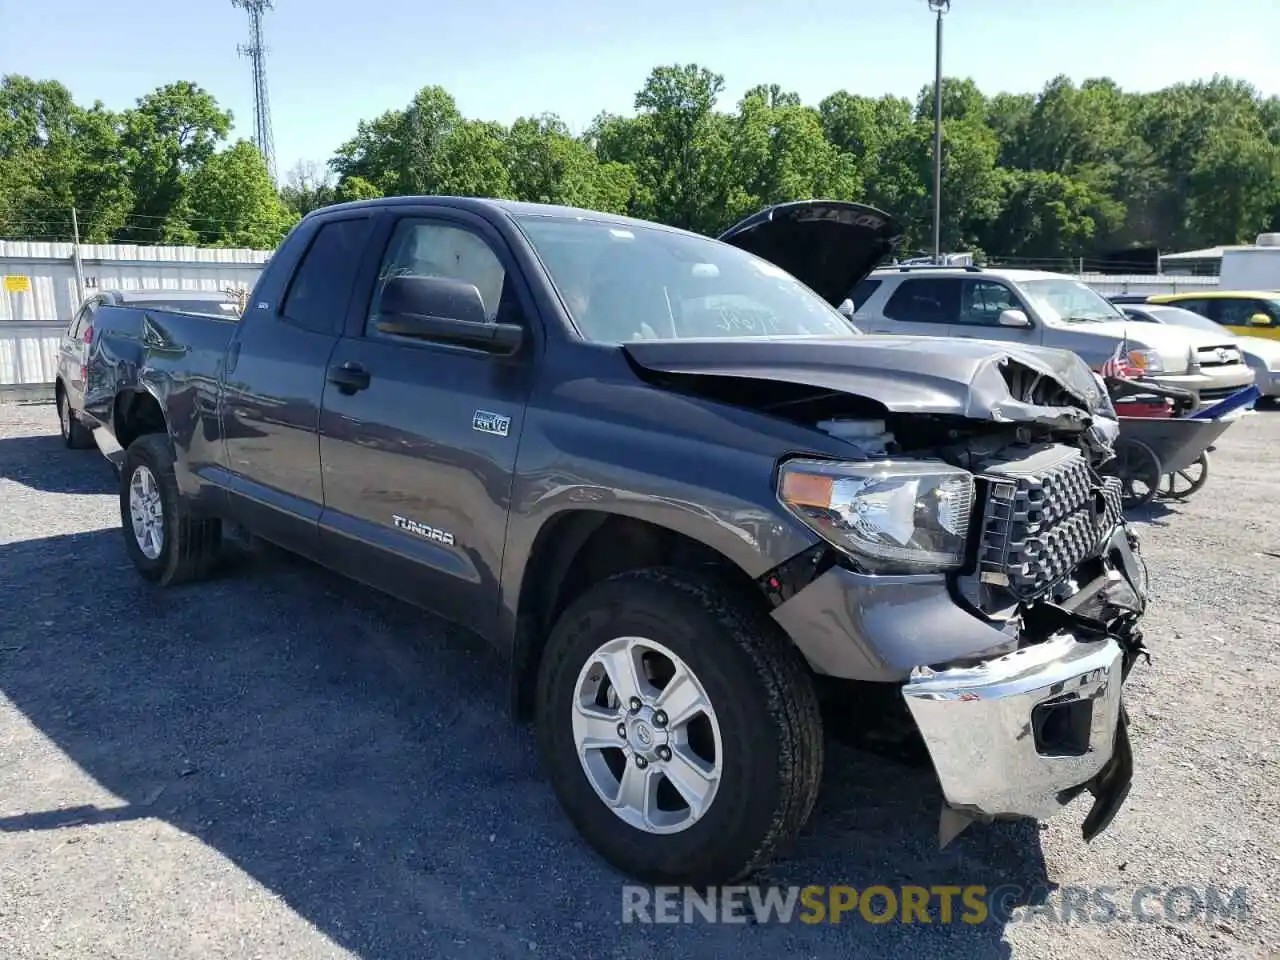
[[81, 197, 1150, 885]]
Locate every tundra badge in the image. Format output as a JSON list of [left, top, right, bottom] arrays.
[[473, 410, 510, 437], [393, 515, 455, 546]]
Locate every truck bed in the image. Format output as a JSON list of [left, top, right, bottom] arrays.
[[83, 305, 239, 468]]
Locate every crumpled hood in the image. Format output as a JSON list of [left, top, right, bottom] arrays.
[[623, 335, 1113, 430]]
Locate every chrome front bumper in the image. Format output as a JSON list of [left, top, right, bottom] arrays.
[[902, 631, 1125, 823]]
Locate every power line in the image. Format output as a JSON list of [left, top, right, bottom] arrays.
[[231, 0, 278, 184]]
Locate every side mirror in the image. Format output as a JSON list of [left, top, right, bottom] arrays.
[[836, 298, 856, 318], [375, 275, 523, 354], [1249, 313, 1272, 327], [997, 308, 1031, 328]]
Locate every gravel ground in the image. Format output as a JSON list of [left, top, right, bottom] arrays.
[[0, 400, 1276, 960]]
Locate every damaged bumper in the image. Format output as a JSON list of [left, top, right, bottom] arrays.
[[901, 631, 1132, 836], [770, 516, 1148, 842]]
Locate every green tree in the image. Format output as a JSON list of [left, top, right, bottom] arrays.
[[728, 87, 860, 223], [9, 66, 1280, 263], [329, 108, 409, 195], [0, 76, 131, 241], [280, 160, 336, 216], [976, 169, 1107, 262], [627, 64, 734, 232], [188, 140, 295, 248], [118, 81, 233, 243], [505, 113, 635, 212], [333, 175, 383, 203]]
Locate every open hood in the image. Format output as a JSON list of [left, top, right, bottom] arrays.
[[624, 335, 1113, 431], [717, 200, 904, 306]]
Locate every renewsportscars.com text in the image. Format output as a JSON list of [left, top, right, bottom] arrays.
[[621, 884, 1251, 925]]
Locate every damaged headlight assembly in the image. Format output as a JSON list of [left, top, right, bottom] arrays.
[[777, 459, 975, 573]]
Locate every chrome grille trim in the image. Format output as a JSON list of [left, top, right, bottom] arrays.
[[1196, 345, 1243, 368], [976, 445, 1124, 599]]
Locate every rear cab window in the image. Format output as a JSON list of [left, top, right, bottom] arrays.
[[281, 217, 375, 335]]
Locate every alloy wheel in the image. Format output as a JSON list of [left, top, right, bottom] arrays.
[[571, 635, 723, 834]]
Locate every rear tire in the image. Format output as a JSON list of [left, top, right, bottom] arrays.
[[535, 567, 824, 885], [119, 433, 222, 586], [57, 389, 94, 449]]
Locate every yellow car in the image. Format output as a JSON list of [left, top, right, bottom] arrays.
[[1147, 290, 1280, 341]]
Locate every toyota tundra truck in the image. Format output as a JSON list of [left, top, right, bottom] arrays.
[[80, 197, 1150, 885]]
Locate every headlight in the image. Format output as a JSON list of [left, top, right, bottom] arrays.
[[777, 459, 975, 573], [1127, 348, 1165, 374]]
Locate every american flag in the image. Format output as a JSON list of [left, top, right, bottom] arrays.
[[1098, 336, 1136, 379]]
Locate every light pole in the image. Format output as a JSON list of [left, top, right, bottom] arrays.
[[928, 0, 950, 263]]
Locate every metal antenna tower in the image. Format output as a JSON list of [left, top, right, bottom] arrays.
[[231, 0, 277, 182]]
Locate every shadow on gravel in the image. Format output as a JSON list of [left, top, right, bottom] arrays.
[[0, 433, 116, 495], [1125, 499, 1179, 525], [0, 526, 1052, 960]]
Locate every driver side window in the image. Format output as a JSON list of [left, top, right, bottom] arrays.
[[1217, 298, 1274, 327], [367, 219, 518, 337]]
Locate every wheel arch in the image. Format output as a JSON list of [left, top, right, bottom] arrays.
[[508, 509, 777, 720], [113, 385, 171, 453]]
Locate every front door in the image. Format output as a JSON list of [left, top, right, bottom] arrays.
[[949, 278, 1041, 346], [317, 209, 540, 637], [218, 213, 375, 556], [1210, 297, 1280, 341]]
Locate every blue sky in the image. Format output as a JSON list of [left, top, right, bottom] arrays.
[[3, 0, 1277, 181]]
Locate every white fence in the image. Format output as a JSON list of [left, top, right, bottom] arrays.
[[1076, 273, 1220, 296], [0, 240, 270, 390]]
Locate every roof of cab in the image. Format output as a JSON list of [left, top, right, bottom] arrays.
[[868, 265, 1067, 282], [306, 195, 693, 237]]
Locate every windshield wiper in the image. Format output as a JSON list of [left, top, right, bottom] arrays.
[[1064, 314, 1108, 323]]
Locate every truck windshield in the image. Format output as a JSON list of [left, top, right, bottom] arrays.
[[513, 214, 858, 343], [1019, 278, 1124, 324]]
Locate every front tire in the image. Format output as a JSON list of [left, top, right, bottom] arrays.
[[535, 567, 824, 885], [119, 433, 222, 585]]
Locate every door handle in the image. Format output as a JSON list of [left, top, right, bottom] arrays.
[[328, 361, 371, 394]]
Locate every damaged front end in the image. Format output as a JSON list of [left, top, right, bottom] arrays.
[[625, 337, 1150, 846], [898, 401, 1149, 845]]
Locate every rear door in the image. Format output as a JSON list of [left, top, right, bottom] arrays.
[[218, 212, 375, 558], [871, 276, 962, 339], [317, 207, 540, 637]]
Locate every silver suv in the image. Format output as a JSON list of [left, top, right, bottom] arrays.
[[847, 266, 1255, 404]]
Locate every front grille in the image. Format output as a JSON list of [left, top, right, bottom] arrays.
[[976, 445, 1124, 600], [1199, 386, 1244, 401], [1196, 345, 1242, 368]]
